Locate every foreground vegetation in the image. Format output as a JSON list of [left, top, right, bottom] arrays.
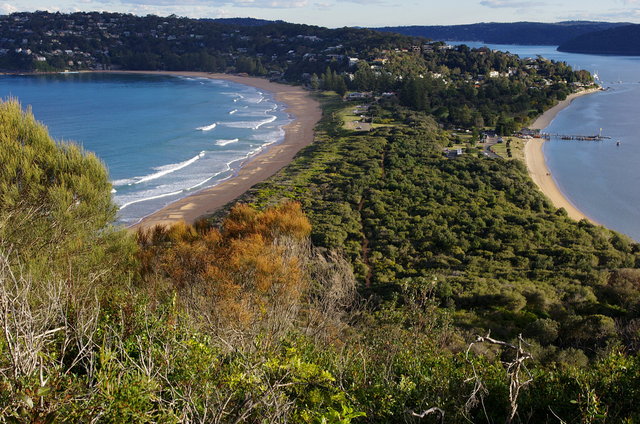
[[2, 96, 640, 423]]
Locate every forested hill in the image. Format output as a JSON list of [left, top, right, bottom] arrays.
[[0, 11, 595, 133], [0, 11, 416, 73], [558, 24, 640, 55], [374, 21, 627, 45]]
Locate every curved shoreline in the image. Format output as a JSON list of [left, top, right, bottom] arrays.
[[524, 88, 601, 224], [96, 71, 321, 229]]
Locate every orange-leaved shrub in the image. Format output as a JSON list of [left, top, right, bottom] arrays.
[[137, 202, 312, 330]]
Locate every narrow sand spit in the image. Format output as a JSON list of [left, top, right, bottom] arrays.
[[524, 88, 601, 223]]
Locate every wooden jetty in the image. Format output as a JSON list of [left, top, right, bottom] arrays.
[[540, 132, 611, 141]]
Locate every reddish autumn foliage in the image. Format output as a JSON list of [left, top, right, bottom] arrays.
[[137, 202, 312, 327]]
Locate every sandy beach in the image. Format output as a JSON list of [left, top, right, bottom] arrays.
[[524, 88, 601, 223], [99, 71, 322, 229]]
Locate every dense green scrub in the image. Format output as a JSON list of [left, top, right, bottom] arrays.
[[236, 100, 640, 361]]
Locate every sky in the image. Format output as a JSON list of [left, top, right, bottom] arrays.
[[3, 0, 640, 28]]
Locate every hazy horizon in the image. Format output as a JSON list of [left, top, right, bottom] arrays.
[[3, 0, 640, 29]]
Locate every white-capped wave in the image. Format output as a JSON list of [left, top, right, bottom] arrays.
[[111, 151, 205, 187], [118, 189, 184, 210], [216, 138, 240, 146], [254, 115, 277, 129], [222, 115, 277, 130], [196, 122, 217, 131], [111, 177, 135, 186], [229, 109, 238, 115], [186, 164, 232, 190], [224, 93, 245, 101]]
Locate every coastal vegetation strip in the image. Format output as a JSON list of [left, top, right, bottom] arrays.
[[218, 93, 639, 360]]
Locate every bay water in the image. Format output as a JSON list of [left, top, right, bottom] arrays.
[[0, 73, 290, 225], [457, 42, 640, 241]]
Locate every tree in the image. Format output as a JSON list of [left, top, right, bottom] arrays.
[[321, 66, 334, 91], [310, 73, 320, 90], [0, 99, 118, 266], [335, 75, 348, 97]]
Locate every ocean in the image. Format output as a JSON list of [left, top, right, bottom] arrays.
[[0, 73, 290, 225], [456, 42, 640, 242]]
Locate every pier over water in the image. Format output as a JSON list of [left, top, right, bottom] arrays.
[[540, 133, 611, 141]]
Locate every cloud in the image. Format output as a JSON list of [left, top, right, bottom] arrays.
[[0, 2, 17, 13], [559, 7, 640, 21], [107, 0, 310, 7], [480, 0, 545, 8], [91, 0, 387, 10], [233, 0, 309, 7]]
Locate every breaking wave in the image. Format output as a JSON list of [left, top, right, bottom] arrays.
[[111, 151, 206, 186], [196, 122, 217, 131], [216, 138, 240, 146]]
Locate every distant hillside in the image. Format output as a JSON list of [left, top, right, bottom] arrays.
[[374, 21, 627, 45], [558, 24, 640, 55]]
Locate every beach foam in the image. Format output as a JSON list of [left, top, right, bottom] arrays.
[[216, 138, 240, 146], [223, 116, 278, 130], [118, 189, 185, 210], [186, 164, 233, 191], [112, 151, 206, 186], [196, 122, 217, 131], [254, 115, 277, 129]]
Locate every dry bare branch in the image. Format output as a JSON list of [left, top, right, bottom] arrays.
[[465, 331, 533, 424]]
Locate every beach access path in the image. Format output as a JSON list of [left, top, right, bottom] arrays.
[[100, 71, 322, 229], [523, 88, 601, 224]]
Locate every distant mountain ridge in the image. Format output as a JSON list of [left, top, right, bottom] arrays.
[[558, 24, 640, 55], [373, 21, 628, 46]]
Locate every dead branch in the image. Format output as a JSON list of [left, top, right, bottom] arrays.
[[410, 406, 445, 422], [465, 331, 533, 424]]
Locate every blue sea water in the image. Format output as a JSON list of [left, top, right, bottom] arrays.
[[455, 42, 640, 241], [0, 73, 290, 225]]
